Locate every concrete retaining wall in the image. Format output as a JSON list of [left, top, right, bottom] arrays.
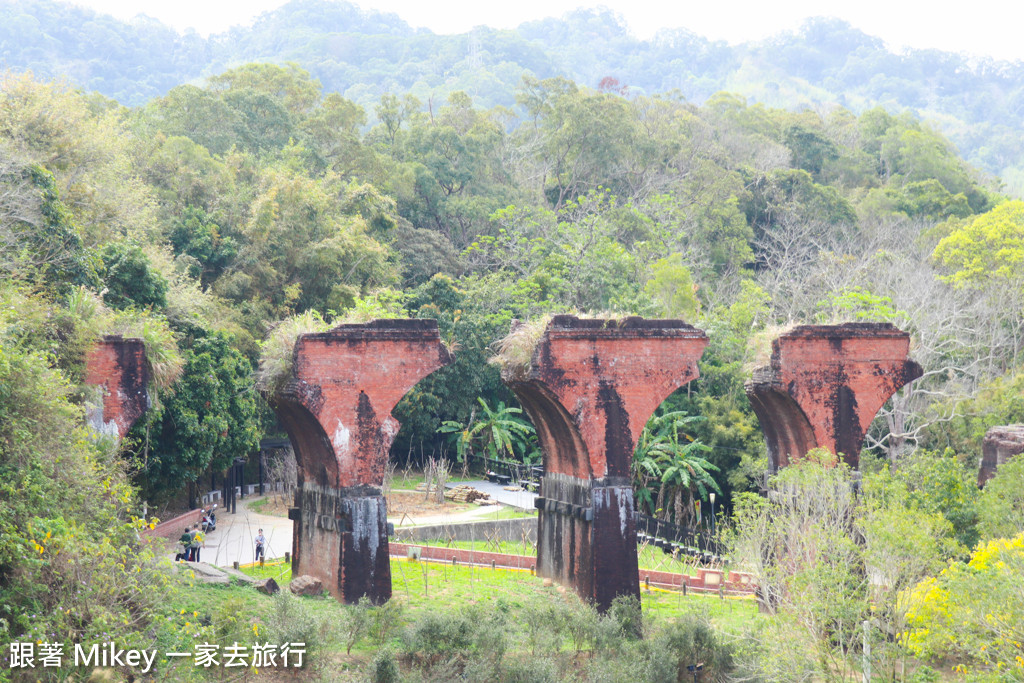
[[392, 517, 536, 544]]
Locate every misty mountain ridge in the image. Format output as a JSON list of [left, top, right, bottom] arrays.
[[3, 0, 1024, 191]]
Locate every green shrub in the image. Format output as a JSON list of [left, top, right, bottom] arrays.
[[587, 647, 675, 683], [562, 598, 602, 653], [650, 613, 735, 682], [909, 665, 941, 683], [521, 597, 565, 655], [977, 455, 1024, 539], [265, 591, 334, 667], [490, 316, 551, 381], [256, 310, 331, 394], [342, 597, 373, 654], [402, 610, 474, 666], [370, 597, 405, 647], [608, 594, 643, 640], [106, 309, 184, 392], [464, 604, 509, 665], [496, 656, 561, 683], [372, 648, 400, 683]]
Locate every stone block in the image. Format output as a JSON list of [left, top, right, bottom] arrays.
[[255, 578, 279, 595], [289, 575, 323, 596]]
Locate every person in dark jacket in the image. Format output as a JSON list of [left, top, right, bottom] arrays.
[[176, 528, 191, 561]]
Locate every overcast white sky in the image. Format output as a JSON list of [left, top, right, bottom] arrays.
[[71, 0, 1024, 62]]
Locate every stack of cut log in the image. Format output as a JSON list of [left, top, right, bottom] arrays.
[[445, 484, 495, 504]]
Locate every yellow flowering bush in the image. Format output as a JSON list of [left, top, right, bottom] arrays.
[[904, 534, 1024, 677]]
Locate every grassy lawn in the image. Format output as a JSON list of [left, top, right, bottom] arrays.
[[235, 558, 758, 628], [474, 504, 537, 520], [245, 496, 281, 516], [387, 467, 476, 491], [157, 557, 760, 679]]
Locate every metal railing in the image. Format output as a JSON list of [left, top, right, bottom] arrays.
[[469, 454, 543, 490], [635, 511, 722, 560]]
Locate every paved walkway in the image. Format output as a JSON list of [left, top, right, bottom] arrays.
[[202, 497, 294, 568], [199, 483, 536, 567]]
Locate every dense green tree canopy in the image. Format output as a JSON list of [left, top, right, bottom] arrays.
[[4, 0, 1024, 193], [133, 332, 260, 502], [2, 17, 1024, 679]]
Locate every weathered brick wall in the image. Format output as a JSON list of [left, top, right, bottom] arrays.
[[84, 336, 148, 438], [745, 323, 922, 470], [979, 425, 1024, 486], [272, 319, 452, 603], [503, 316, 709, 612], [142, 509, 204, 541]]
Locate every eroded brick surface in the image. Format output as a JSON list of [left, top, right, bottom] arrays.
[[504, 316, 708, 611], [745, 323, 922, 471], [271, 319, 452, 603], [84, 336, 148, 438], [979, 425, 1024, 486]]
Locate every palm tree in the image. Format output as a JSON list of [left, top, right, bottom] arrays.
[[437, 397, 537, 475], [632, 409, 721, 526]]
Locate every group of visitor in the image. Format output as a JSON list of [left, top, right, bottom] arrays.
[[176, 523, 206, 562], [175, 520, 267, 566]]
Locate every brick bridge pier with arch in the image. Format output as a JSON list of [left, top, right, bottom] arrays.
[[84, 335, 149, 439], [501, 315, 709, 612], [744, 323, 922, 471], [269, 318, 926, 609], [270, 319, 452, 604]]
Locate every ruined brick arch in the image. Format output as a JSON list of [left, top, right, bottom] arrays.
[[979, 425, 1024, 487], [84, 335, 149, 439], [745, 323, 923, 471], [744, 385, 817, 469], [271, 396, 338, 489], [502, 316, 709, 612], [511, 382, 593, 479], [270, 319, 453, 603]]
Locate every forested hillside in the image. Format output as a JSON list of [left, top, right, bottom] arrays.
[[3, 0, 1024, 192], [2, 60, 1021, 504], [3, 19, 1024, 679]]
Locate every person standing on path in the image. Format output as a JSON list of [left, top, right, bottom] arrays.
[[254, 528, 266, 566], [177, 528, 191, 561], [190, 523, 205, 562], [186, 525, 198, 561]]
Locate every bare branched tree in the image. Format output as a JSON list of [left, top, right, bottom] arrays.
[[755, 212, 1023, 465]]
